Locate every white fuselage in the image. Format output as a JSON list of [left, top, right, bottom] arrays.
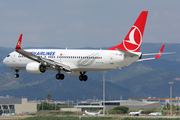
[[129, 110, 142, 116], [3, 49, 140, 75], [85, 110, 102, 116], [149, 112, 162, 116]]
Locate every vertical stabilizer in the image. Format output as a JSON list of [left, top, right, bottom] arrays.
[[108, 11, 148, 52]]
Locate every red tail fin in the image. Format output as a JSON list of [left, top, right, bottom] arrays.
[[15, 34, 23, 50], [108, 11, 148, 52]]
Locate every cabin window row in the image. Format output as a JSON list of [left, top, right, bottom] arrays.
[[57, 56, 102, 59], [18, 55, 102, 59]]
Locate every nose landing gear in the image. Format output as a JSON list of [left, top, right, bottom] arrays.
[[15, 69, 19, 78]]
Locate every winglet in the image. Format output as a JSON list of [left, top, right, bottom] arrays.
[[15, 34, 23, 50], [154, 44, 165, 59]]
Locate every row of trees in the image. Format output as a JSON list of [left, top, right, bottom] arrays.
[[37, 93, 73, 110], [163, 104, 179, 110], [37, 102, 60, 110], [108, 106, 129, 114], [37, 102, 73, 111]]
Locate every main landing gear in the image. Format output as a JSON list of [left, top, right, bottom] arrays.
[[14, 69, 19, 78], [56, 71, 65, 80], [79, 72, 88, 81]]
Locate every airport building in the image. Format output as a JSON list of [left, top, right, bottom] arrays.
[[61, 100, 161, 112], [0, 98, 37, 114], [102, 100, 161, 111]]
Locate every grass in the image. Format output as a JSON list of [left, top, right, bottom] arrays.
[[35, 110, 83, 116], [21, 116, 180, 120], [22, 116, 121, 120], [123, 118, 180, 120], [23, 110, 180, 120]]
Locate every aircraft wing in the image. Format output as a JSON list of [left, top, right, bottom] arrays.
[[137, 45, 175, 62], [15, 34, 71, 72]]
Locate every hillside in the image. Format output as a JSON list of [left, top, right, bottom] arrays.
[[0, 70, 132, 100], [0, 43, 179, 100]]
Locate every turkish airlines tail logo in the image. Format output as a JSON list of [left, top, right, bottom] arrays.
[[123, 25, 142, 52], [108, 11, 148, 52]]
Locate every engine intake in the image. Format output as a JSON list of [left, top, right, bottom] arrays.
[[26, 62, 46, 74]]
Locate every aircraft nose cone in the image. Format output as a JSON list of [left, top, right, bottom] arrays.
[[3, 58, 6, 65]]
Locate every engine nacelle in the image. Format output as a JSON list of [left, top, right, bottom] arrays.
[[26, 62, 46, 74]]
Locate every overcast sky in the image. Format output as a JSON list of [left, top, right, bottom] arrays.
[[0, 0, 180, 48]]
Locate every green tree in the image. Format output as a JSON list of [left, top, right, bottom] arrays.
[[176, 104, 179, 110], [46, 93, 52, 110], [37, 101, 55, 110], [52, 103, 60, 110], [37, 103, 41, 110], [108, 109, 123, 114], [114, 106, 129, 114], [167, 104, 176, 110], [163, 105, 167, 110], [59, 104, 73, 108], [108, 106, 129, 114], [37, 102, 49, 110], [46, 93, 52, 101]]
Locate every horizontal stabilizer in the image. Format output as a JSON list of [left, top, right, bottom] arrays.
[[137, 44, 175, 62], [142, 52, 175, 56]]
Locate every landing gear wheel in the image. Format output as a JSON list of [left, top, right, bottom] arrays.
[[60, 74, 64, 80], [79, 75, 83, 81], [83, 75, 88, 81], [56, 74, 60, 80], [79, 75, 88, 81], [15, 74, 19, 78], [56, 73, 65, 80]]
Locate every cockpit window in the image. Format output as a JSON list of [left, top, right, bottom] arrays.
[[7, 55, 10, 57]]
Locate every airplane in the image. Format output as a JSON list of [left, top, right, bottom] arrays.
[[129, 110, 143, 116], [84, 110, 102, 116], [3, 11, 173, 81], [149, 110, 163, 116], [1, 113, 14, 116]]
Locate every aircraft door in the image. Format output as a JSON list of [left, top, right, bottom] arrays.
[[109, 53, 114, 64], [59, 54, 62, 62], [12, 53, 16, 62]]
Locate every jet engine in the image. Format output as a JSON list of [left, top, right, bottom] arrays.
[[26, 62, 46, 74]]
